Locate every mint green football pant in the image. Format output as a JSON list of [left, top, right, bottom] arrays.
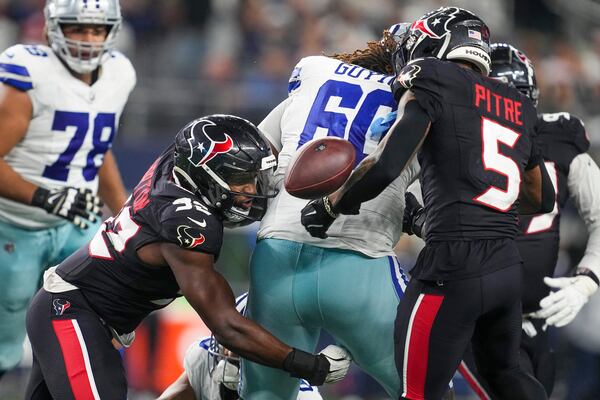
[[240, 238, 408, 399], [0, 219, 100, 370]]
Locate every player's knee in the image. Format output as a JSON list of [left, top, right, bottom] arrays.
[[485, 368, 548, 400]]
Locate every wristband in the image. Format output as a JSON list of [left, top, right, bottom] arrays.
[[575, 268, 600, 286], [31, 187, 49, 207], [282, 348, 329, 386]]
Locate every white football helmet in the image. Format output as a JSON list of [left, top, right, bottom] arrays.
[[207, 294, 248, 389], [44, 0, 121, 74]]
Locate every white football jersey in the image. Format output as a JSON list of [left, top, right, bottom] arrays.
[[184, 337, 321, 400], [258, 56, 419, 257], [0, 44, 136, 228]]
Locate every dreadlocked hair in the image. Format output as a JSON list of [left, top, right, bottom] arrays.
[[328, 30, 398, 75]]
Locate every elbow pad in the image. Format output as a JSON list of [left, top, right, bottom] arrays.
[[539, 160, 555, 214]]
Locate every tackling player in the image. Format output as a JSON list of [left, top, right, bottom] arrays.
[[428, 43, 599, 398], [0, 0, 133, 378], [24, 115, 350, 399], [301, 7, 555, 400], [158, 294, 322, 400], [240, 24, 420, 399]]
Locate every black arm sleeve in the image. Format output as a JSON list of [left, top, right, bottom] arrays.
[[538, 159, 555, 214], [336, 100, 431, 214]]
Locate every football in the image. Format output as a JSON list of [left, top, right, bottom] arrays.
[[284, 137, 356, 200]]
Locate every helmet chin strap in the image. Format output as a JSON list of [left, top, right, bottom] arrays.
[[172, 166, 198, 194]]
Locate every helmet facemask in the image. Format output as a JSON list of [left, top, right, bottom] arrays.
[[44, 0, 122, 74], [173, 116, 279, 228], [490, 43, 539, 106], [207, 337, 240, 390]]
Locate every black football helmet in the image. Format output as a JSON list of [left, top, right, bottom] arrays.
[[173, 114, 277, 227], [489, 43, 539, 107], [394, 7, 491, 75]]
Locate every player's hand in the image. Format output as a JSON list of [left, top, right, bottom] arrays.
[[531, 276, 599, 327], [301, 196, 338, 239], [319, 345, 352, 383], [403, 192, 426, 238], [31, 186, 103, 229]]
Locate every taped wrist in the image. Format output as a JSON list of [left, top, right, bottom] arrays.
[[31, 187, 50, 208], [282, 348, 329, 386]]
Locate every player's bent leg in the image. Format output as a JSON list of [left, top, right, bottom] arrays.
[[519, 318, 555, 396], [395, 278, 478, 400], [472, 264, 547, 400], [0, 222, 47, 371], [457, 344, 493, 400], [241, 239, 320, 400], [25, 354, 52, 400], [319, 251, 406, 397], [26, 288, 127, 399]]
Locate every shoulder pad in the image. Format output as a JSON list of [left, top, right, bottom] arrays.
[[287, 56, 320, 93], [105, 51, 137, 90], [537, 112, 590, 153], [159, 196, 223, 254], [288, 63, 302, 93], [0, 44, 51, 91], [395, 58, 438, 90]]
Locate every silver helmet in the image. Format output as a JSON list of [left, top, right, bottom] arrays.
[[44, 0, 121, 74]]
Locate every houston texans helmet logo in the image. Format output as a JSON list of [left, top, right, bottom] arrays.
[[187, 119, 234, 167], [53, 299, 71, 316], [410, 7, 463, 39], [177, 225, 206, 249], [397, 64, 422, 89]]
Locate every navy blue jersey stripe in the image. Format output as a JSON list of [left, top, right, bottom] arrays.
[[0, 77, 32, 91], [0, 63, 30, 77]]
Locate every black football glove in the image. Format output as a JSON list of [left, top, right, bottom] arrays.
[[31, 186, 103, 229], [403, 192, 426, 238], [301, 196, 338, 239]]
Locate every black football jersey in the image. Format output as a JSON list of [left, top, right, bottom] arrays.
[[517, 113, 590, 312], [394, 58, 539, 280], [56, 145, 224, 334], [395, 58, 539, 240]]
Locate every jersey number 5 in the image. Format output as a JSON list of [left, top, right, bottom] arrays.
[[473, 118, 522, 211]]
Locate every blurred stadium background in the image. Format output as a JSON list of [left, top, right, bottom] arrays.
[[1, 0, 600, 399]]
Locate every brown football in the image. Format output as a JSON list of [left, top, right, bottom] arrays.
[[284, 137, 356, 200]]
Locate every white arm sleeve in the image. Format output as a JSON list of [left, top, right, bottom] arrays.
[[568, 152, 600, 278], [258, 97, 292, 153]]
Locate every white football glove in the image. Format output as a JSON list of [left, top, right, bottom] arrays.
[[531, 276, 599, 328], [319, 345, 352, 383], [212, 359, 240, 390]]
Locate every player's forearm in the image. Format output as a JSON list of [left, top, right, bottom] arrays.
[[569, 153, 600, 278], [97, 150, 127, 214], [212, 312, 292, 368], [334, 100, 430, 214], [0, 158, 38, 204], [519, 162, 553, 214], [179, 270, 292, 368]]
